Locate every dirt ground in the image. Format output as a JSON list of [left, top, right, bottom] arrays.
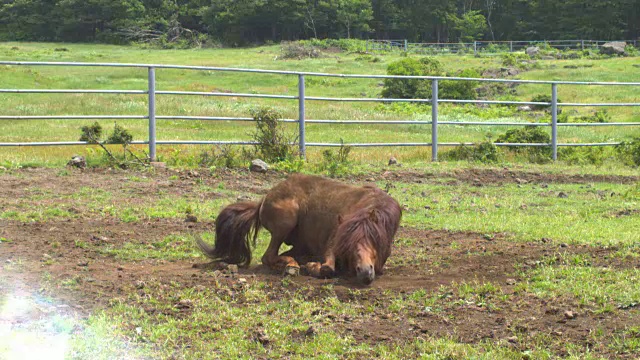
[[1, 167, 639, 357]]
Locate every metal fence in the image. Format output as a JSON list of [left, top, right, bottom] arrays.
[[1, 61, 640, 162], [366, 39, 640, 55]]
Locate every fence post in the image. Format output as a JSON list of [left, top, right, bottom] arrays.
[[581, 40, 584, 51], [510, 41, 513, 52], [473, 41, 477, 55], [431, 79, 439, 162], [148, 67, 156, 162], [298, 74, 306, 159], [551, 83, 558, 161], [404, 39, 408, 52]]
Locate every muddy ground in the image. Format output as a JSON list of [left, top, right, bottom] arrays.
[[1, 167, 639, 357]]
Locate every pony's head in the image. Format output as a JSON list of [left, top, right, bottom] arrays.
[[334, 195, 401, 285]]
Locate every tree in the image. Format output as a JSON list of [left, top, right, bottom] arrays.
[[448, 10, 487, 42], [336, 0, 373, 38]]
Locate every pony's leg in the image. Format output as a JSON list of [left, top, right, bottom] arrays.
[[302, 252, 335, 279], [319, 252, 336, 278], [260, 199, 300, 272]]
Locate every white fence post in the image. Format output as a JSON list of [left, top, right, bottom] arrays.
[[551, 83, 558, 161], [298, 74, 306, 159], [148, 67, 156, 162], [432, 79, 439, 162]]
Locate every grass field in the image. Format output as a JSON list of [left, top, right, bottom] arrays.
[[0, 42, 639, 167]]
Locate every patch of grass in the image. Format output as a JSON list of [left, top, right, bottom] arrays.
[[396, 182, 640, 246], [520, 265, 640, 311], [99, 234, 206, 261]]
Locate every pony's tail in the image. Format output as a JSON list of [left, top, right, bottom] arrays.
[[196, 201, 261, 268]]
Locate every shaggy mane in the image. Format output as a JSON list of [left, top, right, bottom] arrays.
[[334, 188, 402, 270]]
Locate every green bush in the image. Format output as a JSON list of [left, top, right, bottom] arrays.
[[575, 109, 610, 123], [616, 137, 640, 166], [318, 141, 352, 177], [300, 38, 367, 52], [500, 53, 531, 67], [495, 126, 551, 162], [442, 142, 500, 163], [381, 57, 443, 99], [441, 68, 480, 100], [249, 107, 298, 162], [530, 94, 562, 110], [559, 147, 609, 166], [382, 57, 479, 100]]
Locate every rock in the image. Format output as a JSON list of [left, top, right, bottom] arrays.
[[77, 261, 89, 267], [558, 192, 568, 198], [564, 310, 577, 319], [506, 278, 517, 285], [541, 56, 555, 60], [135, 280, 146, 289], [515, 178, 528, 184], [150, 162, 166, 168], [253, 329, 270, 345], [507, 336, 518, 344], [506, 68, 519, 76], [305, 326, 316, 337], [526, 47, 540, 57], [67, 155, 86, 169], [175, 299, 193, 309], [600, 41, 627, 56], [366, 177, 375, 182], [185, 215, 198, 223], [227, 264, 239, 274], [284, 266, 300, 276], [250, 159, 269, 173], [517, 105, 532, 112], [388, 157, 398, 166]]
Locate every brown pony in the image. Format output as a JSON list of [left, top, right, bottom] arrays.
[[196, 174, 402, 284]]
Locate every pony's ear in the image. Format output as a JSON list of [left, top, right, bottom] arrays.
[[368, 209, 378, 222], [337, 214, 344, 224]]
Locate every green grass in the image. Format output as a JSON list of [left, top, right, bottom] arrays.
[[1, 42, 639, 167], [395, 182, 640, 246]]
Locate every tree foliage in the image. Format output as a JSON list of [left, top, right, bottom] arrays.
[[0, 0, 638, 44]]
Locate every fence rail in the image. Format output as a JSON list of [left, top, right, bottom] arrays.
[[366, 39, 640, 55], [1, 61, 640, 161]]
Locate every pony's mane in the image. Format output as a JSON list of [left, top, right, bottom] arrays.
[[334, 188, 402, 270]]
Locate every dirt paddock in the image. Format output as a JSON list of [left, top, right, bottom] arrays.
[[1, 167, 639, 357]]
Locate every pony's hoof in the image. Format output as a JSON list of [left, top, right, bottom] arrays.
[[319, 265, 335, 279], [284, 266, 300, 277]]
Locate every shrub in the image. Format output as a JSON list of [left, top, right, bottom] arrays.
[[381, 57, 443, 99], [442, 142, 500, 163], [530, 94, 562, 110], [575, 109, 610, 123], [616, 137, 640, 166], [280, 41, 322, 59], [495, 126, 551, 162], [501, 53, 531, 67], [79, 122, 145, 168], [318, 141, 352, 177], [249, 107, 298, 163], [441, 68, 480, 100], [382, 57, 479, 100], [199, 145, 243, 168], [300, 38, 368, 52], [559, 147, 609, 166]]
